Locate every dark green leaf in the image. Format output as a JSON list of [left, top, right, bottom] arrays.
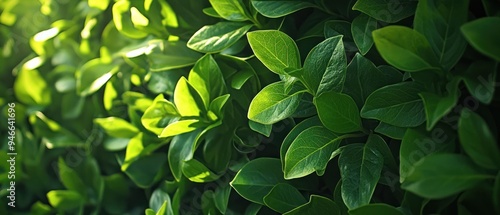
[[301, 35, 346, 95], [230, 158, 286, 204], [284, 126, 343, 179], [263, 183, 307, 213], [374, 122, 406, 140], [280, 116, 322, 170], [461, 17, 500, 61], [315, 92, 363, 133], [402, 154, 492, 199], [361, 82, 425, 127], [373, 26, 440, 72], [462, 61, 497, 104], [349, 203, 404, 215], [458, 109, 500, 169], [351, 14, 377, 55], [419, 77, 461, 130], [339, 143, 383, 209], [400, 125, 455, 182], [247, 30, 301, 75], [414, 0, 469, 71], [248, 81, 305, 124], [353, 0, 417, 23], [188, 22, 253, 53], [251, 0, 316, 18], [284, 195, 340, 215]]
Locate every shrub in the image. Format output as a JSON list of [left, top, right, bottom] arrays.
[[1, 0, 499, 214]]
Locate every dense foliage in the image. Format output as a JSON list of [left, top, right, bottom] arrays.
[[1, 0, 500, 214]]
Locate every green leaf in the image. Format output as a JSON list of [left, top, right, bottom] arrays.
[[203, 130, 232, 173], [182, 158, 221, 182], [315, 92, 363, 133], [249, 120, 273, 137], [94, 117, 140, 138], [400, 125, 455, 182], [281, 116, 322, 170], [30, 112, 84, 149], [251, 0, 316, 18], [124, 153, 166, 188], [283, 195, 340, 215], [263, 183, 307, 213], [214, 184, 231, 214], [141, 94, 179, 135], [301, 35, 347, 95], [353, 0, 418, 23], [366, 134, 397, 171], [14, 69, 51, 106], [349, 203, 404, 215], [248, 81, 305, 124], [112, 0, 148, 38], [76, 59, 119, 96], [351, 14, 377, 55], [159, 119, 200, 138], [247, 30, 301, 75], [361, 82, 425, 127], [414, 0, 469, 71], [147, 40, 203, 71], [284, 126, 342, 179], [209, 0, 250, 21], [188, 22, 253, 53], [374, 122, 406, 140], [339, 143, 383, 209], [419, 77, 461, 130], [188, 54, 226, 108], [46, 190, 84, 211], [462, 60, 497, 104], [458, 109, 500, 170], [168, 129, 203, 181], [343, 53, 402, 108], [461, 17, 500, 61], [150, 188, 172, 212], [373, 26, 440, 72], [230, 158, 286, 204], [57, 158, 87, 197], [173, 77, 204, 117], [402, 154, 492, 199], [209, 94, 231, 118]]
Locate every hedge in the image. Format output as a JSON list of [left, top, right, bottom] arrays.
[[1, 0, 499, 214]]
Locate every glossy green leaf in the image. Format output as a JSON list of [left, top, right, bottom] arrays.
[[458, 109, 500, 169], [351, 14, 377, 55], [14, 69, 51, 106], [284, 126, 342, 179], [57, 158, 87, 197], [263, 183, 307, 213], [159, 119, 200, 138], [46, 190, 84, 211], [188, 54, 226, 108], [95, 117, 139, 138], [188, 22, 253, 53], [247, 30, 301, 75], [214, 184, 231, 214], [147, 40, 203, 71], [280, 116, 322, 170], [339, 143, 383, 209], [248, 81, 305, 124], [349, 203, 404, 215], [402, 154, 492, 199], [353, 0, 418, 23], [373, 26, 440, 72], [367, 134, 397, 171], [374, 122, 407, 140], [343, 53, 402, 107], [182, 159, 221, 182], [173, 77, 204, 117], [419, 77, 460, 130], [462, 61, 497, 104], [461, 17, 500, 61], [283, 195, 340, 215], [76, 59, 119, 96], [301, 35, 346, 95], [414, 0, 469, 71], [168, 129, 203, 181], [141, 94, 179, 135], [315, 92, 362, 133], [249, 120, 272, 137], [361, 82, 425, 127], [251, 0, 316, 18], [209, 0, 250, 21], [400, 125, 455, 182], [230, 158, 286, 204]]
